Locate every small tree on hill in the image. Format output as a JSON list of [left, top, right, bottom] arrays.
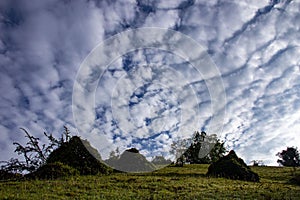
[[170, 138, 190, 166], [184, 131, 226, 164], [251, 160, 264, 166], [277, 147, 300, 174]]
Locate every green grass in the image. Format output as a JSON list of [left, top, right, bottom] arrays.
[[1, 165, 299, 199]]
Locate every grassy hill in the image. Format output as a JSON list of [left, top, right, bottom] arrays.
[[0, 164, 299, 199]]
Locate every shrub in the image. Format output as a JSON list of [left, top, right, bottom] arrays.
[[0, 170, 22, 181], [46, 136, 112, 175], [290, 174, 300, 185], [26, 162, 79, 180], [207, 150, 259, 182]]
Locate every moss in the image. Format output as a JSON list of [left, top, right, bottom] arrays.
[[0, 170, 22, 180], [207, 150, 260, 182], [26, 162, 79, 180], [290, 174, 300, 185], [46, 136, 112, 175]]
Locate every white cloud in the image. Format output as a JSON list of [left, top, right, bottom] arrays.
[[1, 0, 300, 167]]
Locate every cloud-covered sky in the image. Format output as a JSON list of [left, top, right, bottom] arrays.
[[0, 0, 299, 166]]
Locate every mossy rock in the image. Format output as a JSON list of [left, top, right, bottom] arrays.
[[26, 162, 79, 180], [46, 136, 112, 175], [207, 150, 259, 182]]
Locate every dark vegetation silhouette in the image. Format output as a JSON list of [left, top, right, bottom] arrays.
[[0, 126, 111, 180], [277, 147, 300, 184], [1, 126, 299, 185], [276, 147, 300, 168], [1, 126, 71, 175], [171, 131, 226, 166], [46, 136, 112, 175], [26, 162, 79, 180], [184, 131, 227, 164], [250, 160, 264, 166], [207, 150, 260, 182]]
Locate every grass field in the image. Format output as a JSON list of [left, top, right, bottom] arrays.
[[0, 164, 299, 199]]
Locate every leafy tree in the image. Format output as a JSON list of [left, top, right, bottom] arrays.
[[170, 138, 191, 166], [184, 131, 226, 164], [250, 160, 264, 166], [277, 147, 300, 175]]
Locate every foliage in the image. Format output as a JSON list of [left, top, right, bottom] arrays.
[[1, 126, 71, 174], [26, 162, 79, 180], [170, 138, 190, 167], [46, 136, 112, 175], [1, 165, 299, 199], [250, 160, 264, 166], [207, 150, 260, 182], [0, 169, 22, 181], [277, 147, 300, 176], [172, 131, 227, 166], [0, 158, 27, 174], [276, 147, 300, 167], [290, 174, 300, 185]]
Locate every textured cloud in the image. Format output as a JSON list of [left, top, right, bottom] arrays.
[[0, 0, 300, 166]]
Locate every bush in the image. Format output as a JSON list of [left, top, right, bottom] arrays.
[[0, 170, 22, 181], [207, 150, 259, 182], [26, 162, 79, 180], [46, 136, 112, 175], [290, 174, 300, 185]]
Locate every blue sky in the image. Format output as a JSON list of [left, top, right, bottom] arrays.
[[0, 0, 299, 166]]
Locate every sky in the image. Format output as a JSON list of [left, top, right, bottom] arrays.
[[0, 0, 300, 166]]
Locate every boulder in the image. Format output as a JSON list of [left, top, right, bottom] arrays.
[[207, 150, 259, 182]]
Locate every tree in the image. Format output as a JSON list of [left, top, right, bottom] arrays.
[[1, 126, 72, 173], [250, 160, 264, 166], [170, 138, 191, 166], [184, 131, 226, 164], [169, 131, 226, 166], [277, 147, 300, 175]]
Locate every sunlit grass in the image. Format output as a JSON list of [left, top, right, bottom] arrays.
[[1, 164, 299, 199]]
